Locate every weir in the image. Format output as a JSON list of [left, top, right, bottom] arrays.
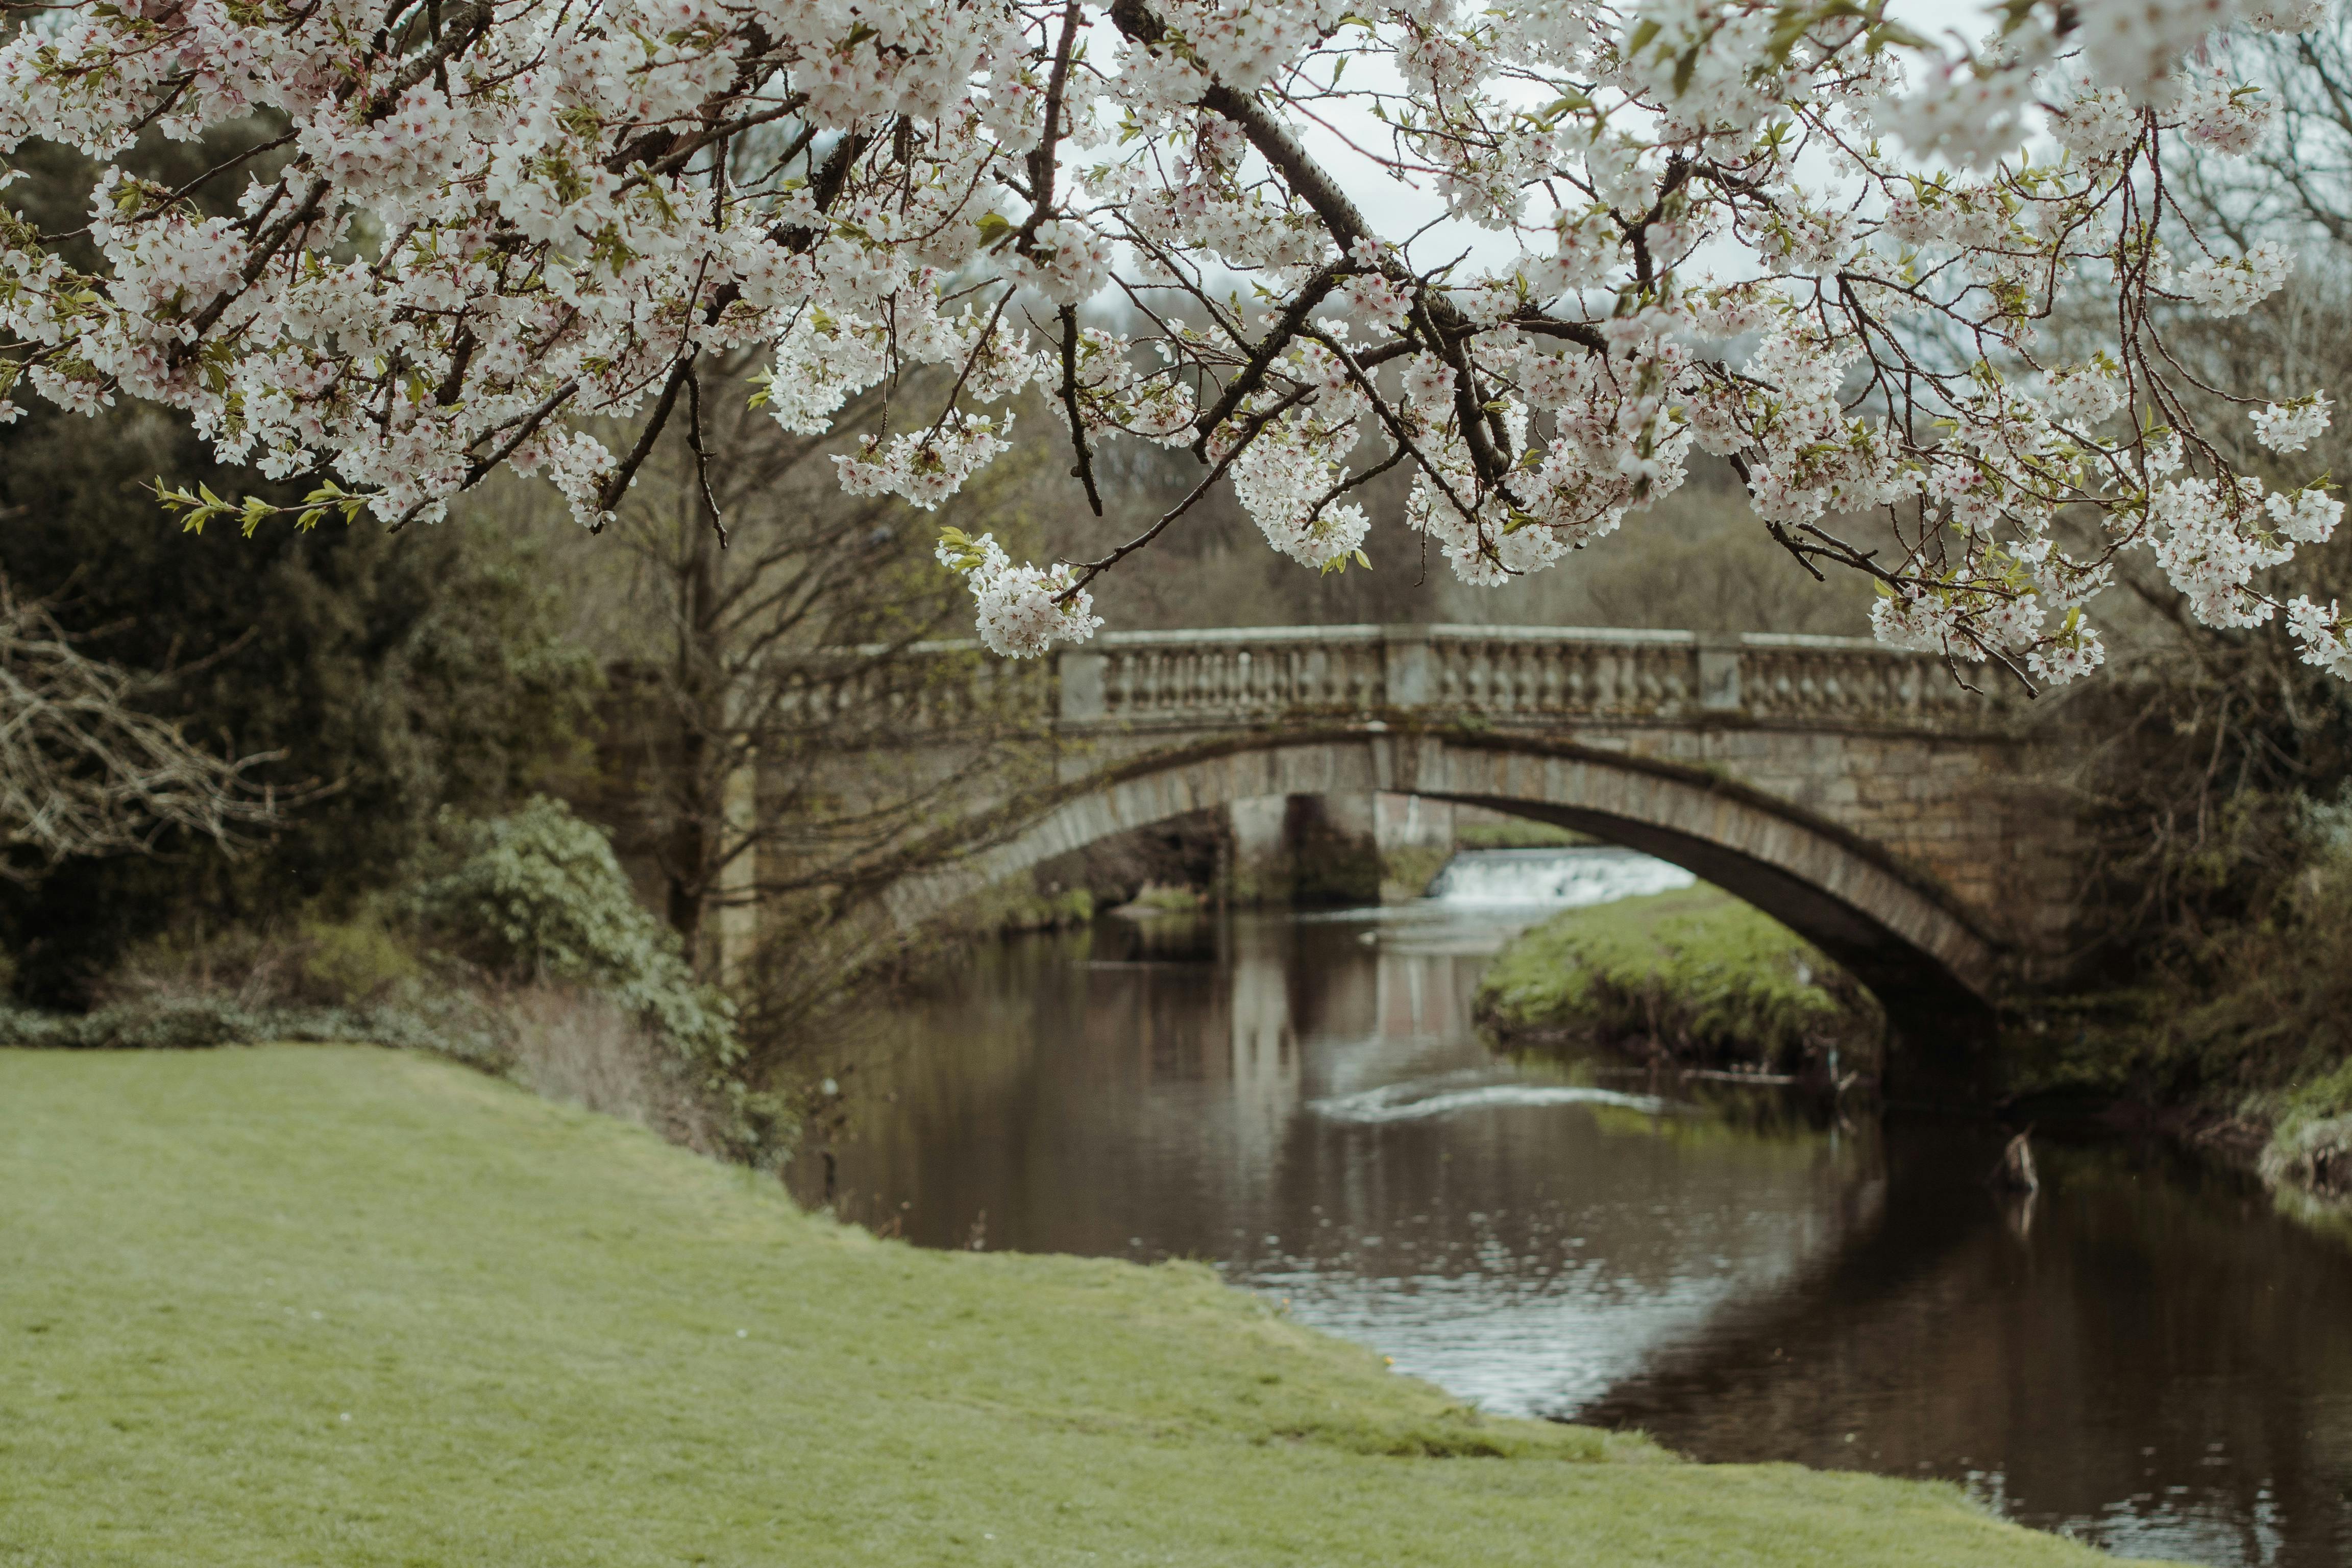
[[1423, 846, 1695, 908]]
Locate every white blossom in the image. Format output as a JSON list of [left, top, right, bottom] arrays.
[[0, 0, 2334, 682], [2250, 395, 2333, 454]]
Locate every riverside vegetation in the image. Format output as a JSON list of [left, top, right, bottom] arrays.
[[0, 1043, 2164, 1568], [1474, 887, 1883, 1085]]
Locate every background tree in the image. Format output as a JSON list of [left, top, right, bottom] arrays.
[[0, 577, 278, 878], [519, 356, 1063, 975]]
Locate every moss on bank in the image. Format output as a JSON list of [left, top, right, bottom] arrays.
[[1475, 887, 1882, 1074], [0, 1046, 2144, 1566], [1379, 843, 1455, 903]]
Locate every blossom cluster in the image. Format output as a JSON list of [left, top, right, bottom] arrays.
[[936, 529, 1102, 658], [0, 0, 2343, 691]]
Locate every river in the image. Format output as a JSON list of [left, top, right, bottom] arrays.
[[787, 847, 2352, 1567]]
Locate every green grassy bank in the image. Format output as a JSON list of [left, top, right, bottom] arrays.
[[1475, 887, 1883, 1073], [1, 1047, 2147, 1567]]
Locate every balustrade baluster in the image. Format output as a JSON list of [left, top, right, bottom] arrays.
[[1813, 659, 1840, 715]]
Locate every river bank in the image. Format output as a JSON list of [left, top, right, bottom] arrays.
[[1466, 875, 2352, 1220], [0, 1044, 2144, 1567], [1471, 886, 1882, 1087]]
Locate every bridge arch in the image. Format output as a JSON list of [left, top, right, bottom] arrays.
[[879, 727, 2003, 1058]]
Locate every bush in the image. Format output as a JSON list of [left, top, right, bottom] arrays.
[[0, 799, 796, 1165], [0, 996, 263, 1051], [0, 990, 510, 1064], [300, 913, 426, 1004], [408, 797, 739, 1073]]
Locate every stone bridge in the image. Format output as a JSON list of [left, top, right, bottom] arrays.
[[794, 624, 2071, 1077]]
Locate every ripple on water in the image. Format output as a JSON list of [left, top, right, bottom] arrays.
[[1309, 1074, 1674, 1124]]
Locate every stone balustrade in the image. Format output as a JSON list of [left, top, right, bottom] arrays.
[[1062, 625, 2008, 733], [779, 624, 2013, 738]]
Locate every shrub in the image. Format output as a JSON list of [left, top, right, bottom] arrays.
[[0, 995, 263, 1050], [299, 912, 425, 1004], [405, 798, 787, 1155], [1, 798, 795, 1164]]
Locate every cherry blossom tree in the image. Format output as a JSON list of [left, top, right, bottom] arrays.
[[0, 0, 2342, 689]]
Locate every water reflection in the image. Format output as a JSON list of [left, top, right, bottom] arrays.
[[791, 872, 2352, 1567]]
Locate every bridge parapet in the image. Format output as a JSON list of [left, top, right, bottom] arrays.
[[777, 624, 2015, 739], [1061, 625, 2012, 736]]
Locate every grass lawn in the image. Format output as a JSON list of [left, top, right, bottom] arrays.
[[2, 1046, 2157, 1567]]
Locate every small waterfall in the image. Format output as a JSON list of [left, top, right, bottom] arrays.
[[1423, 845, 1695, 909]]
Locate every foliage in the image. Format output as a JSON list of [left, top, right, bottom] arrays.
[[409, 797, 741, 1080], [0, 990, 511, 1066], [297, 911, 426, 1003], [2261, 1058, 2352, 1198], [0, 0, 2339, 679], [1476, 886, 1883, 1071], [2006, 795, 2352, 1199], [0, 1044, 2144, 1568], [0, 391, 600, 1004]]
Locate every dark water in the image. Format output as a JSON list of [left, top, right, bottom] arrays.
[[789, 859, 2352, 1566]]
